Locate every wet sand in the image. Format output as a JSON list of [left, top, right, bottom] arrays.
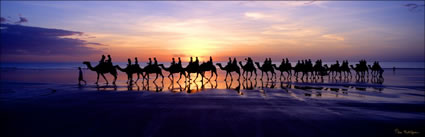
[[0, 68, 424, 137]]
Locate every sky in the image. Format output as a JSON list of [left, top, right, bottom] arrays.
[[1, 1, 424, 63]]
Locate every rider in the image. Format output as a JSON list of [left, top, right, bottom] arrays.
[[135, 57, 138, 65], [99, 55, 106, 64], [148, 58, 152, 66], [227, 57, 232, 66], [189, 57, 193, 66], [127, 58, 132, 67], [171, 58, 176, 66], [154, 57, 158, 65], [232, 58, 237, 66], [208, 56, 213, 66], [195, 57, 200, 66], [106, 55, 112, 64], [178, 57, 182, 66]]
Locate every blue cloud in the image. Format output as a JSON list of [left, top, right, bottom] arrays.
[[0, 24, 103, 56]]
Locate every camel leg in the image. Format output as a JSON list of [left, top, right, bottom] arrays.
[[229, 72, 233, 81], [95, 73, 100, 84], [265, 72, 269, 80], [135, 73, 140, 83], [261, 71, 264, 80], [224, 72, 229, 81], [214, 71, 218, 81], [154, 73, 159, 82], [194, 73, 199, 82], [160, 72, 164, 80], [101, 73, 108, 84]]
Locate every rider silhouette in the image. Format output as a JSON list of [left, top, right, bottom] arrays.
[[127, 58, 132, 67], [232, 58, 237, 66], [171, 58, 176, 65], [195, 57, 199, 65], [178, 57, 182, 66], [208, 56, 213, 65], [154, 57, 158, 65], [227, 57, 232, 66], [135, 57, 138, 65], [148, 58, 152, 66], [99, 55, 106, 64], [106, 55, 112, 64], [189, 57, 193, 65]]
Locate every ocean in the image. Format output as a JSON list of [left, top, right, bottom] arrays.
[[0, 61, 424, 70]]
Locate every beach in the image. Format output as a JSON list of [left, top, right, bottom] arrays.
[[0, 67, 424, 137]]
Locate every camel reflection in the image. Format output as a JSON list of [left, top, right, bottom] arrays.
[[225, 79, 242, 95]]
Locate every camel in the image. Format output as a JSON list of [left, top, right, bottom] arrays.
[[340, 61, 352, 78], [143, 64, 164, 81], [350, 64, 367, 78], [368, 64, 384, 78], [272, 63, 291, 80], [83, 61, 117, 84], [239, 61, 257, 79], [198, 62, 218, 81], [255, 62, 276, 80], [329, 64, 341, 78], [115, 65, 136, 84], [184, 61, 203, 81], [158, 64, 185, 81], [216, 63, 240, 81]]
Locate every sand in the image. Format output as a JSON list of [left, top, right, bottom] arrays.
[[0, 68, 424, 137]]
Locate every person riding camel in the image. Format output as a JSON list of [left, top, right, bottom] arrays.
[[154, 57, 158, 66], [135, 57, 138, 65], [208, 56, 213, 66], [148, 58, 152, 66], [195, 57, 200, 66], [106, 55, 112, 64], [232, 58, 237, 66], [171, 58, 176, 66], [227, 57, 232, 66], [99, 55, 106, 64], [178, 57, 182, 66], [189, 57, 193, 65], [127, 58, 132, 67]]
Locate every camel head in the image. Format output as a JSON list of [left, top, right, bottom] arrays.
[[82, 61, 90, 65], [216, 63, 222, 66]]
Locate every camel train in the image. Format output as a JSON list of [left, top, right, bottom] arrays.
[[83, 55, 384, 84]]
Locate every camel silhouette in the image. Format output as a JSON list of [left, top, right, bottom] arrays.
[[368, 62, 384, 78], [239, 61, 257, 79], [115, 64, 135, 84], [184, 57, 203, 81], [143, 63, 164, 81], [255, 62, 276, 80], [158, 64, 185, 81], [329, 62, 341, 78], [83, 61, 117, 84], [216, 62, 240, 81], [350, 64, 367, 78], [198, 62, 218, 81], [340, 60, 352, 78], [272, 61, 292, 80]]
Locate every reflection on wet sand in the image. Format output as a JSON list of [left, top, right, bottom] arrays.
[[89, 75, 386, 94]]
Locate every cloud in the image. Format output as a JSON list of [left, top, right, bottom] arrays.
[[244, 12, 268, 20], [0, 24, 103, 56], [15, 16, 28, 24], [322, 34, 345, 41], [0, 17, 6, 23]]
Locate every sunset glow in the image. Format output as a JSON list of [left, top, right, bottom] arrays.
[[1, 1, 424, 62]]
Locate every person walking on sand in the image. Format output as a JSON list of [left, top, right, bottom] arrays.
[[78, 67, 87, 85]]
